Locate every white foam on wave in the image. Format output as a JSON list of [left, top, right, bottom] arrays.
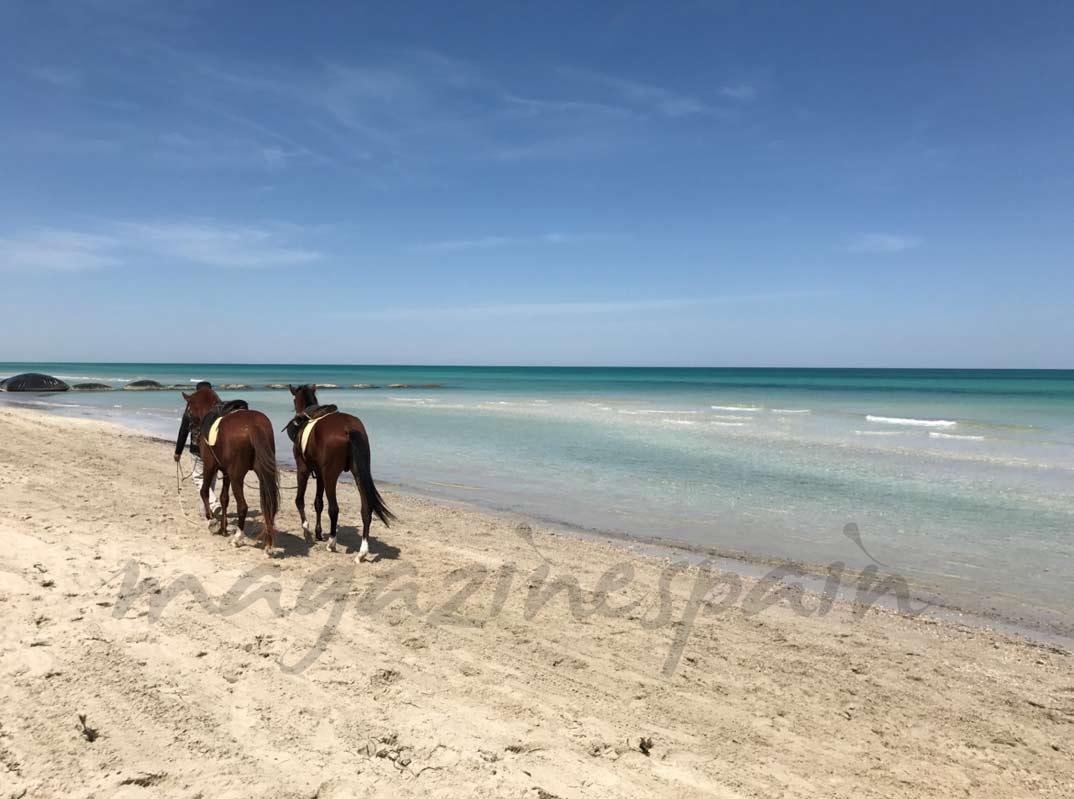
[[709, 421, 747, 428], [771, 408, 810, 415], [23, 400, 85, 409], [712, 405, 761, 412], [929, 432, 985, 441], [662, 419, 697, 425], [854, 430, 901, 436], [866, 415, 957, 429], [709, 414, 752, 422], [619, 409, 700, 416]]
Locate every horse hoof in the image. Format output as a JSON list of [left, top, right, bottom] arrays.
[[327, 537, 337, 552], [231, 532, 244, 547]]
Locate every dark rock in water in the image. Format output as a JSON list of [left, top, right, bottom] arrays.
[[420, 384, 442, 389], [71, 383, 114, 391], [0, 373, 70, 392], [387, 384, 407, 389], [124, 380, 164, 390]]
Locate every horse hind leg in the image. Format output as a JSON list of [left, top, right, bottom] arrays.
[[295, 462, 312, 545], [314, 474, 326, 543], [260, 483, 276, 557], [353, 472, 373, 563], [324, 469, 341, 553], [198, 461, 218, 521], [230, 471, 249, 548], [216, 473, 231, 536]]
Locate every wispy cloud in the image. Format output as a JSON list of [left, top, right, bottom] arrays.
[[115, 220, 321, 267], [719, 82, 757, 101], [328, 289, 839, 321], [28, 65, 83, 88], [845, 233, 922, 253], [0, 220, 321, 271], [0, 229, 121, 272], [410, 232, 622, 253], [331, 297, 701, 321], [45, 40, 742, 178], [560, 67, 711, 118], [502, 94, 634, 120]]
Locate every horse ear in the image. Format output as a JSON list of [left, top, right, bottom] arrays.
[[288, 384, 297, 395], [182, 392, 191, 401]]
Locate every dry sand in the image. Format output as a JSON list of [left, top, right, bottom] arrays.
[[0, 406, 1070, 798]]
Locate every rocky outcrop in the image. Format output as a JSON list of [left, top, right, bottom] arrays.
[[0, 373, 70, 392], [124, 380, 164, 390]]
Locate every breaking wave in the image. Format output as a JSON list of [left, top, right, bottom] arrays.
[[866, 415, 957, 429]]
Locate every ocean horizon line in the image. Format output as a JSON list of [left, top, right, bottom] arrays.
[[3, 361, 1074, 373]]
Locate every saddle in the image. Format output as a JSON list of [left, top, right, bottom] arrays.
[[283, 404, 339, 455], [200, 399, 250, 447], [305, 403, 338, 419]]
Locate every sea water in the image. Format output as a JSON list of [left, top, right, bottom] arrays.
[[3, 364, 1072, 634]]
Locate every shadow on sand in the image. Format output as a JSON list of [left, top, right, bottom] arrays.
[[333, 525, 402, 561], [217, 511, 401, 560]]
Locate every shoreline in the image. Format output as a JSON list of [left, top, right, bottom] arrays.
[[26, 399, 1074, 650], [2, 404, 1072, 797], [88, 407, 1072, 651]]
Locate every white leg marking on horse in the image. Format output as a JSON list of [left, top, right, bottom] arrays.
[[327, 536, 337, 552], [231, 531, 244, 547], [301, 520, 310, 533], [358, 537, 369, 561]]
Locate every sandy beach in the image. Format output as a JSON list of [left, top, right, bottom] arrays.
[[0, 406, 1071, 798]]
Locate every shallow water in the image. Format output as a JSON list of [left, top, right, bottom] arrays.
[[3, 363, 1072, 632]]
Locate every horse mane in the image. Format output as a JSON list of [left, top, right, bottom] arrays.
[[299, 384, 318, 408], [185, 386, 222, 417]]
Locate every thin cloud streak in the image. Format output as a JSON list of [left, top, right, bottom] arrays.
[[0, 229, 121, 272], [327, 290, 840, 321], [114, 220, 321, 267], [719, 82, 757, 100], [410, 232, 624, 253], [845, 233, 923, 253], [558, 67, 712, 118], [28, 65, 83, 88], [0, 220, 321, 271]]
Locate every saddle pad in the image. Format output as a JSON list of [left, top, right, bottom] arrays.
[[300, 411, 335, 456], [206, 416, 224, 447]]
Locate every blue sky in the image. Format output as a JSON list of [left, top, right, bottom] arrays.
[[1, 0, 1072, 366]]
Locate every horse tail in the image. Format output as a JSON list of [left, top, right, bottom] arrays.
[[251, 422, 280, 523], [349, 429, 395, 527]]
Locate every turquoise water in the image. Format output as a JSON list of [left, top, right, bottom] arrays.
[[3, 363, 1072, 632]]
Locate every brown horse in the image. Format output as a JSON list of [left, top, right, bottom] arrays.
[[288, 384, 394, 561], [181, 387, 280, 554]]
